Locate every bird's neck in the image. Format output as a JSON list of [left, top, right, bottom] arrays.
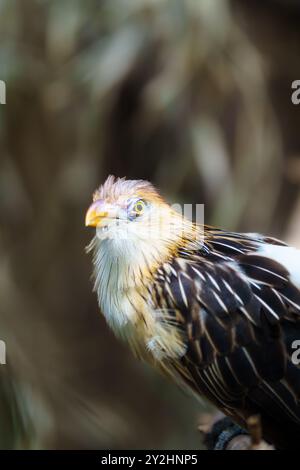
[[90, 214, 200, 332]]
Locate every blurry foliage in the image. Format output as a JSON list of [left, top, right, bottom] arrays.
[[0, 0, 300, 449], [0, 369, 32, 449]]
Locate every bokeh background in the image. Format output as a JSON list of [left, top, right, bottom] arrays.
[[0, 0, 300, 449]]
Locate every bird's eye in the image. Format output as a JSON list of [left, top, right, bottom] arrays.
[[132, 199, 146, 215]]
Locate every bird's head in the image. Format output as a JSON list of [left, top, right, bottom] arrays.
[[86, 175, 165, 239], [85, 176, 197, 279]]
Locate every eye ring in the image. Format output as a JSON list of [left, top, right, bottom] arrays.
[[133, 199, 146, 215]]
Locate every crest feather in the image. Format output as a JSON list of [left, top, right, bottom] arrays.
[[93, 175, 163, 203]]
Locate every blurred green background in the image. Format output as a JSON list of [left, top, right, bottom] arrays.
[[0, 0, 300, 449]]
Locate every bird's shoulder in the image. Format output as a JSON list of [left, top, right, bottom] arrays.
[[150, 227, 300, 330]]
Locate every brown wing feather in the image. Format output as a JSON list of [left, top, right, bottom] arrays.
[[150, 230, 300, 448]]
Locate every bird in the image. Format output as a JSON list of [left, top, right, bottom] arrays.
[[85, 175, 300, 449]]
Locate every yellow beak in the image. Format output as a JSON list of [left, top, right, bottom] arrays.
[[85, 200, 109, 227]]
